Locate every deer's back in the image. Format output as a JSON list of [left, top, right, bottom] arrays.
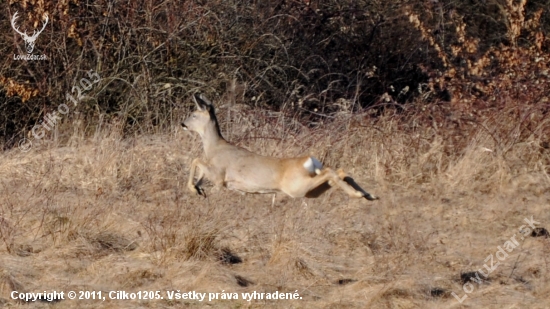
[[207, 144, 310, 194]]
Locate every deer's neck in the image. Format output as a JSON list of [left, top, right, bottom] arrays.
[[200, 121, 225, 158]]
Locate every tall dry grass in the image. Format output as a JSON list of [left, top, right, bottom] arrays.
[[0, 97, 548, 308]]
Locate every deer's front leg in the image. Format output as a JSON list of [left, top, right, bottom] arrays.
[[188, 158, 207, 197]]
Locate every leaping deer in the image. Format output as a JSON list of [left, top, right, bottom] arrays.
[[182, 94, 378, 201], [11, 11, 48, 54]]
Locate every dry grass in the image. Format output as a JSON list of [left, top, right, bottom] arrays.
[[0, 104, 549, 308]]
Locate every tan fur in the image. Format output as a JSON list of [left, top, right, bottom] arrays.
[[182, 94, 378, 201]]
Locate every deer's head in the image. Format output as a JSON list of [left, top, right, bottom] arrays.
[[182, 94, 223, 139]]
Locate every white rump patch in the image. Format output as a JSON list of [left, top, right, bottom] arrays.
[[303, 157, 323, 176]]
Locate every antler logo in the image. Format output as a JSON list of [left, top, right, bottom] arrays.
[[11, 11, 48, 54]]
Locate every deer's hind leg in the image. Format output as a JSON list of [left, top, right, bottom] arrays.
[[289, 168, 377, 200], [336, 169, 378, 200], [317, 168, 364, 198], [282, 168, 353, 198]]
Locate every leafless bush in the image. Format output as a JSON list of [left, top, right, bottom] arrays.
[[0, 0, 548, 149]]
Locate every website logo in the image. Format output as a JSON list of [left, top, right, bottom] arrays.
[[11, 11, 48, 60]]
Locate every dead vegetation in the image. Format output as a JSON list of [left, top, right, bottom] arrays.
[[0, 102, 548, 308], [1, 0, 548, 147]]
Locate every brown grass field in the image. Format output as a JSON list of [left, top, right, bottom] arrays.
[[0, 104, 549, 308]]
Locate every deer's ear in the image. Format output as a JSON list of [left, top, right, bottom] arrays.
[[193, 93, 212, 111]]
